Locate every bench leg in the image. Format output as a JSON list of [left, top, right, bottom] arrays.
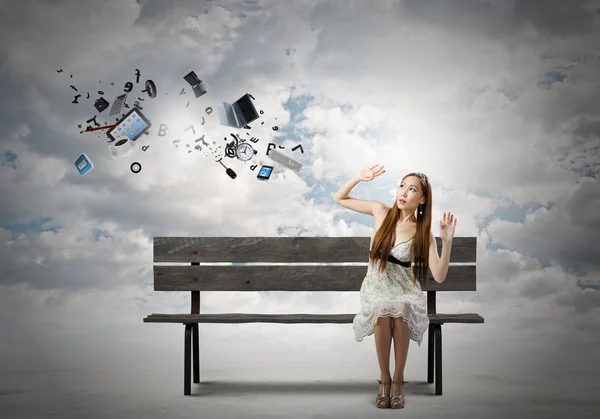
[[184, 324, 192, 395], [193, 324, 200, 383], [434, 324, 443, 395], [427, 326, 434, 383]]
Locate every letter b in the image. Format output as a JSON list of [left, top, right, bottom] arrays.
[[158, 124, 168, 137]]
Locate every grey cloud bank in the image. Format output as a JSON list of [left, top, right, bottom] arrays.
[[0, 0, 599, 418]]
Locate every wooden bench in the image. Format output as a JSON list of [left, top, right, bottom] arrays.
[[143, 236, 484, 396]]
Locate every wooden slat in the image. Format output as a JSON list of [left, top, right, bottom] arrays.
[[428, 313, 484, 324], [153, 237, 476, 263], [144, 313, 354, 324], [153, 265, 477, 292], [143, 313, 485, 324]]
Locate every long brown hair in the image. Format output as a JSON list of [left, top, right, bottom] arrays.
[[368, 172, 432, 287]]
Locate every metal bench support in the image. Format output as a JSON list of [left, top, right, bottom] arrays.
[[434, 324, 443, 395], [184, 324, 192, 395], [428, 326, 435, 384]]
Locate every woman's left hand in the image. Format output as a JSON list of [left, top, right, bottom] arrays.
[[439, 212, 457, 243]]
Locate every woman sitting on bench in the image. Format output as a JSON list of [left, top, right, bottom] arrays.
[[333, 164, 457, 409]]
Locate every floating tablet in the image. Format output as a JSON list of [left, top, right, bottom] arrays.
[[107, 108, 152, 143]]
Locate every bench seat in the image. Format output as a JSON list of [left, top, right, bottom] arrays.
[[145, 236, 484, 396], [143, 312, 485, 325]]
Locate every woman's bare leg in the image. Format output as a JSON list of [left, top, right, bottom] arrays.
[[373, 316, 393, 407], [391, 317, 411, 396], [373, 316, 393, 381]]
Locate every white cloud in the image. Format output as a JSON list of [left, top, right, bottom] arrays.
[[0, 1, 599, 415]]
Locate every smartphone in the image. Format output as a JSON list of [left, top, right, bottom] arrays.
[[75, 153, 94, 176], [257, 165, 273, 181]]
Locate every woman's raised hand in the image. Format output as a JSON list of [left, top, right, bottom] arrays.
[[355, 164, 386, 182]]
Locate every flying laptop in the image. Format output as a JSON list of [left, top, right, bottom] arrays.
[[183, 71, 208, 98], [218, 93, 260, 129]]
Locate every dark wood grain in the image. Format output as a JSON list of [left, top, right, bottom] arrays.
[[153, 265, 477, 292], [143, 313, 485, 324], [428, 313, 484, 324], [154, 236, 477, 263]]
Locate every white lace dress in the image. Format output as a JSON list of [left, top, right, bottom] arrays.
[[353, 236, 429, 346]]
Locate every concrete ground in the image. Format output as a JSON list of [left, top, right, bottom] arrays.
[[1, 363, 598, 419]]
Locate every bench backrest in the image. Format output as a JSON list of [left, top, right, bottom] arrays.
[[153, 237, 477, 294]]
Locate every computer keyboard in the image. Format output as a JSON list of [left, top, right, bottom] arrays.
[[267, 149, 303, 172], [109, 94, 127, 116]]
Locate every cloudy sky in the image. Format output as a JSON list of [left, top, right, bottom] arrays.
[[1, 0, 599, 417]]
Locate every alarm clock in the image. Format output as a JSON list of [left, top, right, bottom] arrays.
[[235, 142, 256, 161]]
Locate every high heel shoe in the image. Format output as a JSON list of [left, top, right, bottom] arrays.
[[375, 379, 391, 408], [390, 379, 406, 409]]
